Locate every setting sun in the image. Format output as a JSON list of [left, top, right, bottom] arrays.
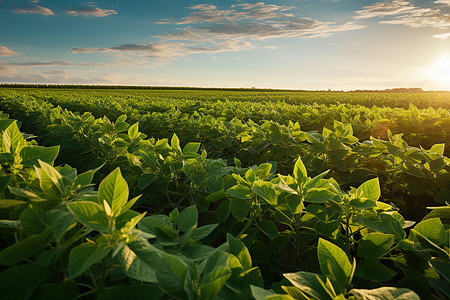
[[425, 56, 450, 90]]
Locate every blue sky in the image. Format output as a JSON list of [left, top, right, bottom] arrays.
[[1, 0, 450, 90]]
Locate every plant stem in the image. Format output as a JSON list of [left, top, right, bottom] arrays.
[[98, 257, 108, 293]]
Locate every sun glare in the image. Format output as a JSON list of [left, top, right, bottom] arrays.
[[425, 56, 450, 90]]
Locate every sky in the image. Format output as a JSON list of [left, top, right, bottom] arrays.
[[1, 0, 450, 90]]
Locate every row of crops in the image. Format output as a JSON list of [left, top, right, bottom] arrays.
[[0, 88, 449, 299]]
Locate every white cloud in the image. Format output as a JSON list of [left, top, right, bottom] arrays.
[[433, 32, 450, 38], [66, 6, 117, 17], [354, 1, 414, 19], [435, 0, 450, 6], [173, 2, 294, 24], [13, 5, 54, 16], [354, 1, 450, 31], [160, 19, 363, 41], [73, 2, 365, 66], [0, 46, 19, 57]]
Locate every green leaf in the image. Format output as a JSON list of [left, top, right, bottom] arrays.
[[317, 238, 352, 294], [251, 285, 280, 300], [119, 241, 158, 283], [66, 201, 109, 233], [430, 260, 450, 282], [35, 160, 64, 197], [207, 175, 224, 193], [98, 168, 129, 216], [0, 199, 27, 212], [293, 156, 307, 184], [199, 251, 231, 299], [412, 218, 447, 245], [230, 198, 250, 221], [253, 180, 277, 204], [175, 205, 198, 232], [114, 121, 129, 132], [44, 206, 76, 242], [3, 121, 25, 154], [196, 224, 218, 240], [0, 264, 48, 300], [227, 184, 252, 199], [20, 145, 59, 167], [153, 252, 189, 298], [349, 287, 419, 300], [254, 163, 273, 179], [356, 178, 380, 201], [227, 234, 252, 270], [357, 233, 395, 259], [183, 142, 200, 154], [283, 271, 330, 300], [285, 194, 303, 214], [0, 227, 53, 266], [257, 220, 279, 240], [349, 198, 377, 210], [128, 122, 139, 139], [68, 242, 111, 278], [430, 143, 445, 156], [170, 133, 181, 152], [305, 188, 335, 204], [411, 229, 449, 258], [19, 204, 47, 235], [73, 171, 94, 188]]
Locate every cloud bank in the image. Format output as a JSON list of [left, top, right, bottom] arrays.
[[355, 1, 450, 32]]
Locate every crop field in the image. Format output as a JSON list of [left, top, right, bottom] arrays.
[[0, 87, 449, 299]]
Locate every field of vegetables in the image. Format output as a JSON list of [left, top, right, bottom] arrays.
[[0, 87, 449, 300]]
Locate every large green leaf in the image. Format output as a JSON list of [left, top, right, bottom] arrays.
[[153, 252, 190, 298], [227, 234, 252, 270], [356, 178, 380, 201], [98, 168, 129, 216], [199, 251, 231, 300], [253, 181, 277, 204], [3, 121, 25, 154], [251, 285, 294, 300], [283, 271, 330, 299], [175, 205, 198, 232], [412, 218, 447, 245], [119, 241, 159, 283], [227, 185, 252, 200], [0, 227, 53, 266], [293, 156, 307, 184], [68, 242, 111, 278], [305, 188, 335, 204], [349, 287, 419, 300], [35, 160, 64, 198], [20, 145, 59, 167], [357, 233, 395, 259], [44, 206, 76, 242], [66, 201, 109, 232], [317, 238, 352, 294], [230, 197, 250, 221]]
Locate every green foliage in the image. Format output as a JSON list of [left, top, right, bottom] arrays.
[[0, 87, 449, 299]]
